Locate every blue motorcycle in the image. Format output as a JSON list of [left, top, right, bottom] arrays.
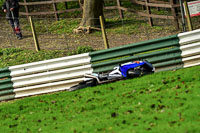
[[69, 60, 155, 91]]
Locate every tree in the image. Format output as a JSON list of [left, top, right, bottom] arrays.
[[74, 0, 104, 34]]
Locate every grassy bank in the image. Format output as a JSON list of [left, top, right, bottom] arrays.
[[0, 65, 199, 133], [0, 48, 67, 68], [0, 47, 93, 68]]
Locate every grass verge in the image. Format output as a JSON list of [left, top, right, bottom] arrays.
[[0, 65, 199, 133], [0, 48, 67, 68], [0, 47, 94, 68]]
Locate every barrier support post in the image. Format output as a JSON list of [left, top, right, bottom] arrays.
[[29, 16, 40, 52], [183, 0, 193, 31], [100, 16, 109, 49]]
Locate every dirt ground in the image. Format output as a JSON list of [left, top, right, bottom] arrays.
[[0, 17, 180, 51]]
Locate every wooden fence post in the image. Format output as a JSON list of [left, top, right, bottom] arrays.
[[29, 16, 40, 52], [183, 0, 193, 31], [79, 0, 83, 8], [170, 0, 179, 30], [24, 0, 29, 19], [100, 16, 109, 49], [52, 0, 59, 21], [179, 0, 186, 32], [145, 0, 153, 26], [116, 0, 124, 19]]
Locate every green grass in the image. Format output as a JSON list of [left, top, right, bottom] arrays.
[[91, 16, 172, 37], [105, 18, 149, 34], [20, 11, 174, 35], [22, 18, 81, 34], [0, 48, 67, 68], [47, 19, 80, 34], [0, 47, 93, 68], [0, 65, 199, 133]]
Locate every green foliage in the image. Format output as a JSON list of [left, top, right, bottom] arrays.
[[0, 48, 23, 56], [66, 1, 80, 9], [48, 19, 80, 34], [104, 1, 116, 6], [0, 48, 67, 67], [151, 8, 171, 15], [0, 47, 94, 67], [68, 46, 94, 56], [103, 1, 135, 8], [56, 2, 81, 18], [121, 1, 136, 8], [56, 3, 67, 10], [0, 0, 3, 9], [103, 14, 177, 35], [20, 11, 175, 36], [0, 0, 3, 4], [23, 19, 80, 34], [105, 18, 149, 34], [0, 65, 200, 132]]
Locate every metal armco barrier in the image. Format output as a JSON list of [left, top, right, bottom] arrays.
[[0, 53, 93, 101], [178, 29, 200, 68], [0, 29, 200, 101], [89, 35, 182, 72]]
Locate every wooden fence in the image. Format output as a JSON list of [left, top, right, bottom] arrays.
[[19, 0, 83, 21], [19, 0, 180, 29]]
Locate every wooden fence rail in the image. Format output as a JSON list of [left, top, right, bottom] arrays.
[[19, 0, 180, 29], [19, 0, 79, 6]]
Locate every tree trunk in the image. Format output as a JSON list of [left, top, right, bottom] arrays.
[[74, 0, 104, 34]]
